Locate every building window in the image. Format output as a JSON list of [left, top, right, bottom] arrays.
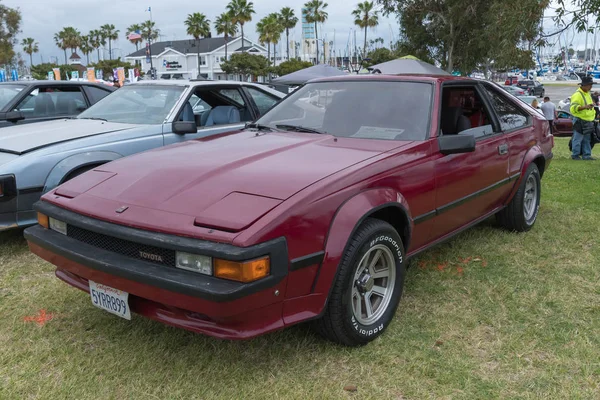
[[200, 56, 206, 66]]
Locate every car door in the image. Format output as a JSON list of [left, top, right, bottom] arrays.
[[13, 85, 88, 125], [554, 111, 573, 136], [432, 83, 510, 240], [162, 85, 250, 146]]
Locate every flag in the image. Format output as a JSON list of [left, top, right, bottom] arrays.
[[145, 6, 151, 12], [128, 30, 142, 40]]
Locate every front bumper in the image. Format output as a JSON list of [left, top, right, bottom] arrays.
[[25, 201, 290, 339]]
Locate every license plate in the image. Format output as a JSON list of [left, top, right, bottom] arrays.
[[89, 280, 131, 320]]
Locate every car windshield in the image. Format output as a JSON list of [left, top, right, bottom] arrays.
[[0, 84, 25, 110], [77, 85, 185, 124], [256, 81, 433, 141]]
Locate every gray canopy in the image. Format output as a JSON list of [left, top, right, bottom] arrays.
[[272, 64, 348, 85], [368, 58, 450, 75]]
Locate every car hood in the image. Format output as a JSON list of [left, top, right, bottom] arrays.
[[52, 130, 410, 233], [0, 119, 138, 155]]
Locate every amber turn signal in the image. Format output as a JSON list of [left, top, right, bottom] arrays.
[[37, 212, 49, 229], [214, 257, 270, 283]]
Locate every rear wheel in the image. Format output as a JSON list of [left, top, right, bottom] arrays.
[[497, 163, 541, 232], [313, 218, 406, 346]]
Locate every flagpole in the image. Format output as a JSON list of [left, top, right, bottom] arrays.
[[146, 6, 155, 79]]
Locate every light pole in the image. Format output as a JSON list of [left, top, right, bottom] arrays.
[[146, 6, 155, 79]]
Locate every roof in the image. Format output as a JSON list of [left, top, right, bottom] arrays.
[[308, 74, 476, 84], [0, 81, 114, 88], [126, 37, 236, 58], [69, 52, 81, 60]]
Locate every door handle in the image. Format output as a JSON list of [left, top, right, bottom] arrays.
[[498, 144, 508, 155]]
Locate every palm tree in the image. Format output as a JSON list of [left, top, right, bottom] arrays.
[[89, 29, 106, 62], [352, 1, 379, 59], [80, 35, 94, 65], [215, 12, 238, 64], [54, 31, 69, 64], [279, 7, 298, 61], [303, 0, 328, 64], [257, 13, 283, 73], [21, 38, 38, 67], [62, 27, 82, 56], [185, 13, 211, 79], [126, 23, 143, 51], [140, 20, 160, 42], [100, 24, 119, 60], [227, 0, 255, 51]]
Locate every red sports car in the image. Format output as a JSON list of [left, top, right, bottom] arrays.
[[26, 75, 554, 346]]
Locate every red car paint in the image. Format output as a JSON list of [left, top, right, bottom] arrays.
[[26, 75, 554, 340]]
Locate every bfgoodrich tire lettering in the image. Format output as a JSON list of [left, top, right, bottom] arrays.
[[314, 218, 406, 346], [497, 163, 541, 232]]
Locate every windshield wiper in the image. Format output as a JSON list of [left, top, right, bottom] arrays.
[[276, 124, 326, 134], [245, 122, 274, 131], [78, 117, 108, 121]]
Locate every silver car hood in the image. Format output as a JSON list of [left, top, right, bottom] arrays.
[[0, 119, 138, 155]]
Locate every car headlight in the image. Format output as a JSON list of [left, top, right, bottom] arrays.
[[175, 251, 212, 276], [49, 217, 67, 235]]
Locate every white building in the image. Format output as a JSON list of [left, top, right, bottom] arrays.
[[124, 36, 269, 80]]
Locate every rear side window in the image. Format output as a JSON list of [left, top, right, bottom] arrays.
[[484, 86, 529, 131], [16, 86, 86, 117], [85, 86, 112, 103]]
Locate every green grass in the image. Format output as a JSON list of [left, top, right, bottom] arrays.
[[1, 138, 599, 399]]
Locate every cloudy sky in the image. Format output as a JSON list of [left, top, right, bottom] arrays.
[[9, 0, 399, 64], [7, 0, 592, 65]]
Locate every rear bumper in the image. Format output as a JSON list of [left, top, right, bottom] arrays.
[[24, 201, 290, 339]]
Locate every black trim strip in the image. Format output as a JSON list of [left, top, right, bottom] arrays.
[[290, 251, 324, 271], [18, 186, 44, 195], [413, 173, 520, 224]]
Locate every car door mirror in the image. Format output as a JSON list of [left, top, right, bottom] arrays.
[[438, 133, 476, 155], [1, 110, 25, 122], [172, 121, 197, 134]]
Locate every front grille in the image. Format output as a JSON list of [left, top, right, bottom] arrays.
[[66, 224, 176, 267]]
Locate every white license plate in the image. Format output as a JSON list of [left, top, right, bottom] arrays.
[[89, 280, 131, 320]]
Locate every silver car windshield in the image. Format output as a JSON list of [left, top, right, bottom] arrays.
[[77, 85, 185, 124], [256, 81, 433, 141], [0, 84, 25, 110]]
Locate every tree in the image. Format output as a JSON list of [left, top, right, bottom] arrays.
[[353, 1, 379, 59], [215, 12, 238, 66], [256, 13, 281, 66], [227, 0, 255, 51], [21, 37, 38, 66], [140, 20, 159, 42], [363, 47, 394, 67], [273, 59, 313, 76], [0, 2, 21, 66], [279, 7, 298, 61], [554, 0, 600, 34], [126, 23, 143, 51], [100, 24, 119, 60], [220, 52, 269, 81], [185, 13, 211, 79], [30, 62, 77, 80], [303, 0, 328, 64], [89, 29, 106, 62], [378, 0, 547, 73], [79, 35, 93, 65], [54, 32, 69, 64]]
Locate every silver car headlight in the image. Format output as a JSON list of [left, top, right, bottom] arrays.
[[175, 251, 212, 275]]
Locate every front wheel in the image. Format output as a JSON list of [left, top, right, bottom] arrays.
[[313, 218, 406, 346], [496, 163, 541, 232]]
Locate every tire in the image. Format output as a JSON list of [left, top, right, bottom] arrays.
[[540, 90, 545, 98], [496, 163, 541, 232], [313, 218, 406, 346]]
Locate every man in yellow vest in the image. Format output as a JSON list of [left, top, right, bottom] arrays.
[[570, 76, 596, 160]]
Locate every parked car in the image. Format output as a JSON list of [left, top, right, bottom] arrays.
[[516, 80, 545, 97], [0, 80, 285, 231], [558, 97, 571, 110], [26, 74, 554, 346], [0, 81, 115, 128], [502, 85, 526, 96]]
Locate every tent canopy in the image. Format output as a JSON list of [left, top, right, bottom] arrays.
[[367, 58, 450, 75], [272, 64, 347, 85]]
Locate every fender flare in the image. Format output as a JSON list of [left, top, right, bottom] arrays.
[[505, 145, 545, 203], [43, 151, 123, 193], [312, 188, 412, 299]]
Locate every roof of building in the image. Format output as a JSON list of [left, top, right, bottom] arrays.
[[126, 37, 238, 58], [69, 52, 81, 60]]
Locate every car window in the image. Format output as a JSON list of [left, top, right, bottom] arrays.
[[557, 111, 570, 119], [15, 86, 87, 118], [246, 87, 279, 116], [440, 86, 494, 138], [218, 88, 245, 106], [484, 86, 529, 131], [0, 84, 25, 110], [85, 86, 112, 103], [257, 81, 433, 141]]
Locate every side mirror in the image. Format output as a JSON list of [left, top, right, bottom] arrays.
[[0, 111, 25, 122], [438, 134, 476, 155], [172, 121, 197, 134]]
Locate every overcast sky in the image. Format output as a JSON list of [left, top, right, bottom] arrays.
[[7, 0, 594, 65], [9, 0, 400, 64]]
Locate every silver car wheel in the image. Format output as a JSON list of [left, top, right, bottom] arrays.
[[523, 174, 538, 220]]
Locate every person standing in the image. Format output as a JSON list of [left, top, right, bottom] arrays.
[[570, 76, 596, 160], [540, 96, 557, 135]]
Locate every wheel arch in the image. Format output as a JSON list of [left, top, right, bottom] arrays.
[[43, 151, 123, 193]]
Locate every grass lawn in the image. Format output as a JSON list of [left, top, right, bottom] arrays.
[[1, 138, 599, 399]]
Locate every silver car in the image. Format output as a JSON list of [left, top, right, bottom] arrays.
[[0, 80, 285, 231]]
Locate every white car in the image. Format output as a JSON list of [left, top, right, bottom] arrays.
[[558, 97, 570, 110]]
